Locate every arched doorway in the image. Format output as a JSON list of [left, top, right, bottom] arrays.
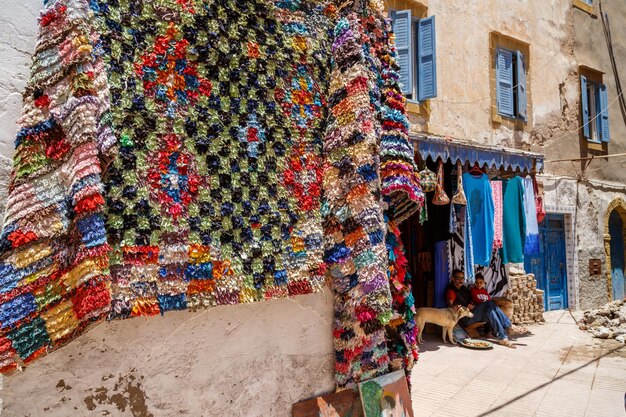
[[605, 198, 626, 302], [609, 210, 624, 300]]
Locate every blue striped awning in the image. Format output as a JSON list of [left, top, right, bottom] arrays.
[[411, 134, 544, 173]]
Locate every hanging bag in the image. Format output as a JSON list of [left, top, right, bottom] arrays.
[[451, 161, 467, 205], [432, 159, 450, 205], [418, 165, 437, 193]]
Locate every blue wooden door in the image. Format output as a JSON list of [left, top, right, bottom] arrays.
[[524, 214, 568, 310], [609, 211, 625, 300]]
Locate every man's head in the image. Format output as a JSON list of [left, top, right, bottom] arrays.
[[475, 273, 485, 289], [452, 269, 464, 288]]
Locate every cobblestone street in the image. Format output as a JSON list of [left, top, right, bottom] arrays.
[[411, 310, 626, 417]]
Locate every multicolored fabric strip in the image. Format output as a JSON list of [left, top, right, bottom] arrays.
[[385, 219, 418, 377], [0, 0, 111, 372], [0, 0, 422, 384]]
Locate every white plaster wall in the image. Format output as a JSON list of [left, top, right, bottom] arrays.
[[3, 290, 335, 416], [0, 0, 41, 215], [0, 2, 336, 415]]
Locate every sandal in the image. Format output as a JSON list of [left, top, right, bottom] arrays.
[[498, 338, 516, 348]]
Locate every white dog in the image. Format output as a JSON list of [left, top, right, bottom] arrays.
[[415, 306, 474, 344]]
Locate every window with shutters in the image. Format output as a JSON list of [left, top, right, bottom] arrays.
[[390, 10, 437, 103], [495, 47, 527, 120], [580, 67, 610, 145], [490, 32, 531, 129]]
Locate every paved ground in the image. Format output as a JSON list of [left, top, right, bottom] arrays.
[[411, 310, 626, 417]]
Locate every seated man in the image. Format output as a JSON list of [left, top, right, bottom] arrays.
[[446, 269, 518, 348]]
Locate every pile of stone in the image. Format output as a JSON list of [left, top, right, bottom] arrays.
[[503, 271, 545, 324], [579, 299, 626, 343]]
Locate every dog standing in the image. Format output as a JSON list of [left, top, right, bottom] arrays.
[[415, 306, 474, 344]]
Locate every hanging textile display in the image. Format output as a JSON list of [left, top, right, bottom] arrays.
[[491, 180, 503, 249], [96, 0, 334, 318], [448, 201, 475, 283], [0, 1, 112, 372], [462, 172, 494, 267], [0, 0, 423, 381], [500, 177, 527, 264], [322, 0, 422, 387], [448, 220, 508, 298], [384, 220, 418, 375], [522, 177, 540, 256]]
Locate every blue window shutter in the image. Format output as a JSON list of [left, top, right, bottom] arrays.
[[496, 48, 514, 117], [417, 16, 437, 101], [516, 51, 527, 120], [391, 10, 413, 95], [598, 83, 610, 142], [580, 75, 590, 139]]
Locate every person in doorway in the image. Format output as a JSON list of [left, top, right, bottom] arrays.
[[470, 273, 491, 304], [446, 269, 521, 348]]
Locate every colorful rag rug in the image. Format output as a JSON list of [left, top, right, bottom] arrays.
[[385, 219, 418, 376], [0, 0, 422, 383], [324, 0, 422, 387], [94, 0, 333, 317], [0, 1, 112, 372]]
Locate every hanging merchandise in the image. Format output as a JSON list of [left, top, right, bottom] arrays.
[[447, 205, 474, 283], [491, 180, 503, 249], [462, 171, 495, 266], [385, 220, 418, 375], [500, 177, 527, 264], [433, 241, 449, 308], [432, 159, 450, 205], [534, 177, 547, 224], [522, 177, 540, 256], [0, 0, 424, 383], [451, 161, 467, 205], [418, 165, 437, 193]]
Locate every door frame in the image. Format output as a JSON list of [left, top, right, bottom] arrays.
[[524, 213, 569, 311], [604, 198, 626, 302], [542, 214, 568, 310]]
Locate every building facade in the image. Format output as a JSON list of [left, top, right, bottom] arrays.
[[384, 0, 626, 310], [0, 1, 624, 415]]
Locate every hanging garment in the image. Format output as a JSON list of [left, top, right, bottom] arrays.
[[447, 206, 474, 284], [534, 177, 547, 224], [432, 159, 450, 205], [491, 180, 503, 249], [500, 177, 527, 264], [433, 240, 449, 308], [462, 172, 495, 266], [523, 177, 540, 256]]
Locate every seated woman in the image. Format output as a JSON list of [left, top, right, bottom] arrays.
[[446, 270, 521, 348]]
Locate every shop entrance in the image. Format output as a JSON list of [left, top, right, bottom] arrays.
[[609, 210, 625, 301], [524, 214, 568, 310]]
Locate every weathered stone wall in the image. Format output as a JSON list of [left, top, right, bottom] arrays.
[[415, 0, 574, 148], [540, 175, 626, 310]]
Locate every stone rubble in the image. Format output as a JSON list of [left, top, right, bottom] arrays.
[[579, 299, 626, 342]]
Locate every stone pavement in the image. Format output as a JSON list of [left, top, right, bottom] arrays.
[[410, 310, 626, 417]]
